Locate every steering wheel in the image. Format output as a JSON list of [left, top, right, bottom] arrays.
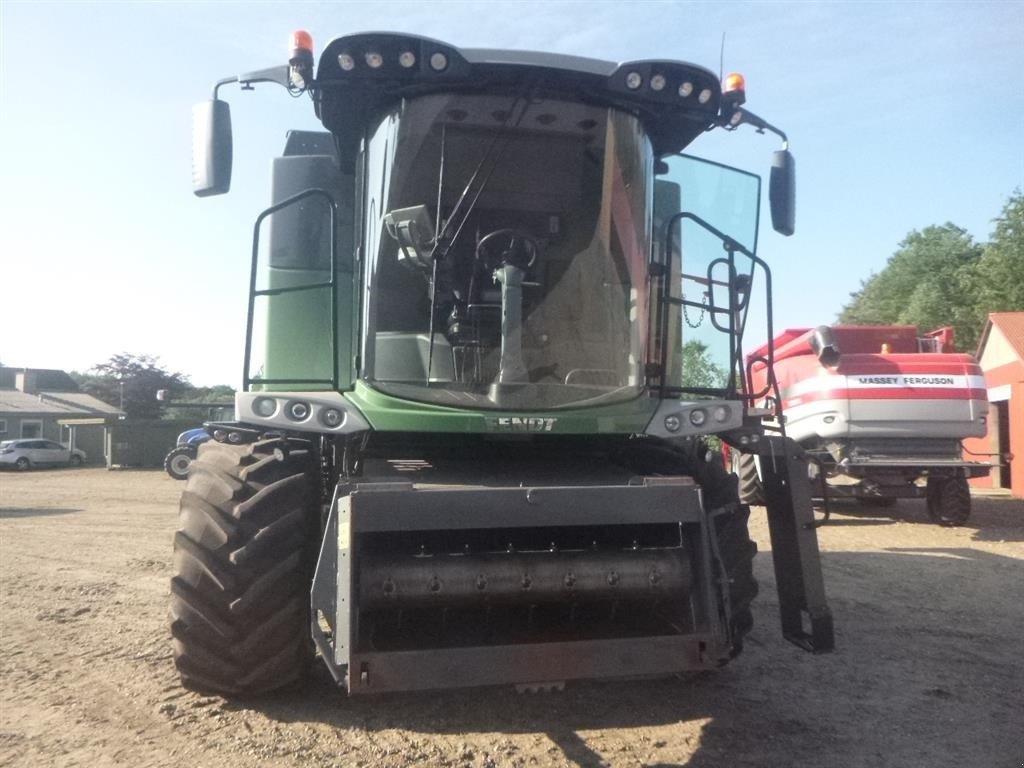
[[475, 229, 540, 271]]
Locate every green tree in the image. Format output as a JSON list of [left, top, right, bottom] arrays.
[[973, 191, 1024, 323], [838, 224, 984, 350], [680, 339, 728, 389], [77, 354, 190, 419], [174, 384, 235, 404], [166, 384, 236, 422]]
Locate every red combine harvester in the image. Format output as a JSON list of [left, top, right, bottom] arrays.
[[737, 325, 990, 525]]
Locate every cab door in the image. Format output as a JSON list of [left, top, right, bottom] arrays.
[[652, 154, 761, 394]]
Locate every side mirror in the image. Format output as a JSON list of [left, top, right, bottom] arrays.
[[192, 100, 233, 196], [769, 149, 796, 236]]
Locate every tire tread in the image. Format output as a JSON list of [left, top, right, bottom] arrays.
[[170, 438, 316, 696]]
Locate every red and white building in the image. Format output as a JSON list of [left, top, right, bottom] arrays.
[[964, 312, 1024, 498]]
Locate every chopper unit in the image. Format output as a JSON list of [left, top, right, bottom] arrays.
[[175, 30, 833, 695]]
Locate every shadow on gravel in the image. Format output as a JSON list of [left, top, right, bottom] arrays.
[[815, 517, 898, 527], [0, 507, 81, 518], [221, 546, 1024, 767], [812, 495, 1024, 542], [969, 497, 1024, 542]]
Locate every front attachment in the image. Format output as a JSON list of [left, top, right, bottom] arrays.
[[311, 478, 733, 693], [752, 436, 834, 652]]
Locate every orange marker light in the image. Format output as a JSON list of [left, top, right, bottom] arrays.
[[723, 72, 746, 94], [291, 29, 314, 55]]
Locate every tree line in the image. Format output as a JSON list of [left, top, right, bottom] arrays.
[[71, 353, 233, 420], [838, 191, 1023, 351]]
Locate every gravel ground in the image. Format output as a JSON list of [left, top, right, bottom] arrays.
[[1, 467, 1022, 768]]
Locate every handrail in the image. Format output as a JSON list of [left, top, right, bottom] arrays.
[[243, 188, 339, 391], [654, 210, 783, 428]]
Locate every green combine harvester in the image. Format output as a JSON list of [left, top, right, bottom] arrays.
[[175, 30, 833, 695]]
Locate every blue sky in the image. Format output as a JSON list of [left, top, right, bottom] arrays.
[[2, 1, 1021, 385]]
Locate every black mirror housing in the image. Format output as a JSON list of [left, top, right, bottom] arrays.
[[769, 149, 795, 236], [192, 100, 233, 196]]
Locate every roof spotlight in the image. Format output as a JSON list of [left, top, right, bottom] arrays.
[[290, 30, 313, 56], [723, 72, 747, 106], [365, 51, 384, 68]]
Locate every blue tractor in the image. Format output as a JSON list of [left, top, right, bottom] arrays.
[[164, 427, 212, 480]]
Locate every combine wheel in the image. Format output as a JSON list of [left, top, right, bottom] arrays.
[[925, 474, 971, 527], [170, 437, 318, 695], [731, 450, 765, 506], [618, 442, 758, 656], [703, 455, 759, 655], [164, 446, 197, 481]]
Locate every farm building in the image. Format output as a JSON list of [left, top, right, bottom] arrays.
[[964, 312, 1024, 498], [0, 367, 123, 463]]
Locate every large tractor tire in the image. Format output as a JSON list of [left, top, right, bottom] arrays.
[[700, 450, 759, 655], [170, 437, 318, 695], [616, 440, 758, 656], [732, 450, 765, 506], [925, 474, 971, 527]]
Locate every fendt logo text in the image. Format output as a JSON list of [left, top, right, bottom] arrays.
[[487, 416, 557, 432]]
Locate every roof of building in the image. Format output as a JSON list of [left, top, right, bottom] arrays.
[[0, 389, 122, 417], [0, 367, 79, 391], [977, 312, 1024, 360]]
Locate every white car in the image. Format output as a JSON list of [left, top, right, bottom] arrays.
[[0, 439, 87, 470]]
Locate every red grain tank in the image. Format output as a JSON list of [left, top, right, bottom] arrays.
[[738, 325, 989, 525]]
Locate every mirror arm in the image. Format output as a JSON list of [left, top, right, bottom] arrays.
[[211, 76, 236, 99], [722, 107, 789, 149], [211, 65, 292, 99]]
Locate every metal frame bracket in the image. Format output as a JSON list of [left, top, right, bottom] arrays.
[[752, 436, 835, 653]]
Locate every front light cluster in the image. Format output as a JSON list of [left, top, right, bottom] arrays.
[[337, 49, 447, 73], [663, 404, 733, 433], [251, 396, 347, 430]]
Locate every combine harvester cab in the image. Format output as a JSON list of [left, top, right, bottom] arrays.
[[743, 325, 990, 525], [173, 30, 834, 697]]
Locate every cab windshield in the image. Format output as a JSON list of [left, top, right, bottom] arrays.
[[361, 93, 653, 410]]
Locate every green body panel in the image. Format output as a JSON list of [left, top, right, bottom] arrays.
[[344, 380, 659, 434], [259, 266, 358, 391]]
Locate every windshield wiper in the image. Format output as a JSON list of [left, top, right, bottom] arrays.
[[429, 91, 532, 262], [424, 90, 533, 386]]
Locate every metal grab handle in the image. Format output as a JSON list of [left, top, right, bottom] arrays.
[[243, 188, 339, 391]]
